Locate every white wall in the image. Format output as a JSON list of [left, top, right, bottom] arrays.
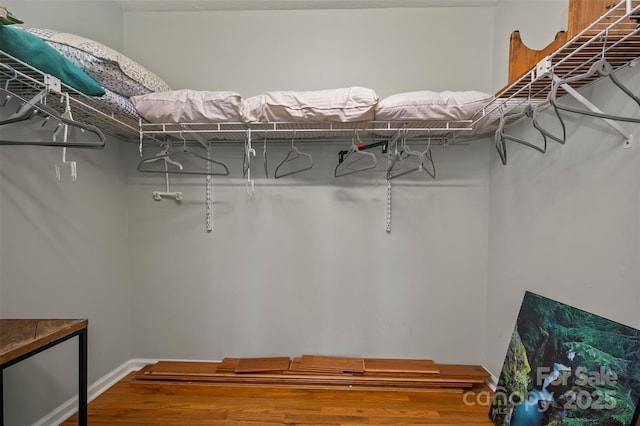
[[121, 2, 573, 96], [127, 140, 491, 363], [0, 139, 132, 425], [485, 63, 640, 375], [3, 0, 124, 50], [122, 7, 495, 97], [119, 5, 496, 365], [0, 3, 129, 425]]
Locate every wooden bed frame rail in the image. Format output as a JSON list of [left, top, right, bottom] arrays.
[[508, 0, 638, 86]]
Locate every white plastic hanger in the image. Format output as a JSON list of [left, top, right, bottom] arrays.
[[54, 93, 77, 181], [243, 129, 256, 195]]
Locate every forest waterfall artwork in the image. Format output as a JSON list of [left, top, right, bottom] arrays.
[[490, 292, 640, 426]]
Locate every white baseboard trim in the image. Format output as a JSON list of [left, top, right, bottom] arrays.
[[483, 365, 499, 391], [129, 357, 161, 372], [32, 359, 140, 426], [33, 358, 217, 426]]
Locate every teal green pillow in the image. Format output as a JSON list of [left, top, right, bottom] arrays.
[[0, 25, 104, 96]]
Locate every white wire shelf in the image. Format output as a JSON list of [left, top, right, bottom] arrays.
[[139, 120, 474, 144], [2, 0, 638, 147], [0, 48, 475, 145], [0, 51, 141, 140]]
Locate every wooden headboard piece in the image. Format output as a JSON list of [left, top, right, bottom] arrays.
[[507, 0, 632, 85]]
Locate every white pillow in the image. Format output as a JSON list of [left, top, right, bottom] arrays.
[[130, 90, 243, 123], [375, 90, 493, 121], [240, 86, 378, 123]]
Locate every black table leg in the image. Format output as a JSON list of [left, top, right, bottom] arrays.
[[78, 328, 87, 426], [1, 367, 4, 426]]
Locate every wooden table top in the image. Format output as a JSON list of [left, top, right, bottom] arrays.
[[0, 319, 88, 366]]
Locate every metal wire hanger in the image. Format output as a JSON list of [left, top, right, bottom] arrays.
[[0, 63, 105, 148], [386, 128, 435, 180], [548, 32, 640, 124], [274, 131, 313, 178], [334, 130, 377, 178], [495, 104, 548, 166], [532, 100, 567, 146], [138, 134, 230, 176]]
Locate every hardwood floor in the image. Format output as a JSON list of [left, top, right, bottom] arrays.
[[62, 371, 495, 425]]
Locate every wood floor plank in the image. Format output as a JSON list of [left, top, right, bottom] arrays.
[[61, 371, 495, 425]]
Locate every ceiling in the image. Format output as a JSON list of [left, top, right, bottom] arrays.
[[113, 0, 499, 11]]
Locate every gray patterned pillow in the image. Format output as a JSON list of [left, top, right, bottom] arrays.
[[93, 88, 140, 120], [26, 28, 170, 98]]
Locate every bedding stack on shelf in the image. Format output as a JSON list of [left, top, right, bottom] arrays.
[[133, 355, 491, 393], [1, 15, 495, 144], [24, 28, 172, 121], [1, 17, 497, 147], [0, 18, 174, 139], [0, 20, 174, 139], [0, 26, 104, 96], [131, 85, 492, 127]]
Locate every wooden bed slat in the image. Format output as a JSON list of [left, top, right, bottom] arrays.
[[363, 358, 440, 374], [216, 358, 240, 372], [295, 355, 365, 373], [133, 357, 490, 393], [235, 357, 291, 373], [142, 361, 220, 376]]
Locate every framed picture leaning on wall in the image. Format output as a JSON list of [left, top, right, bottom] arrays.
[[490, 291, 640, 426]]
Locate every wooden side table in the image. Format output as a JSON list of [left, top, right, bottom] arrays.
[[0, 319, 88, 426]]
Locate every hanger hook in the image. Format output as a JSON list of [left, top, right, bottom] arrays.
[[355, 129, 365, 147], [601, 28, 609, 61], [246, 128, 255, 157], [1, 63, 17, 91], [350, 131, 358, 150]]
